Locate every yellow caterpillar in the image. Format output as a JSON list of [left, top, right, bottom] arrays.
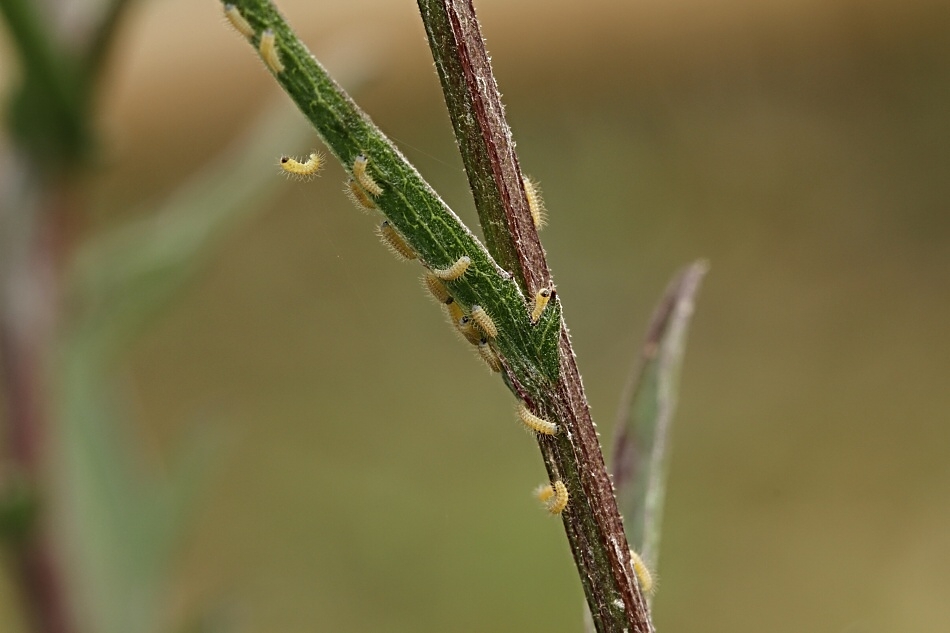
[[477, 339, 502, 372], [352, 155, 383, 196], [224, 4, 254, 38], [470, 305, 497, 339], [522, 176, 547, 229], [344, 178, 377, 211], [530, 287, 552, 324], [258, 29, 284, 74], [431, 256, 471, 281], [279, 152, 323, 180], [376, 221, 416, 261], [629, 549, 655, 595], [517, 402, 558, 436], [534, 480, 568, 514], [456, 315, 483, 346]]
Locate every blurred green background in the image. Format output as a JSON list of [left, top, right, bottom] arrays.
[[2, 0, 949, 631]]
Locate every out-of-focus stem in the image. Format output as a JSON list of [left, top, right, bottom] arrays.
[[83, 0, 137, 80], [0, 172, 79, 633]]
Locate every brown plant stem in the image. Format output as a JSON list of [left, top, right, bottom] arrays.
[[416, 2, 653, 631]]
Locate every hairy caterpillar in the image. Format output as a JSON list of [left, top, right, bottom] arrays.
[[534, 484, 556, 504], [517, 402, 558, 436], [258, 29, 284, 74], [431, 256, 471, 281], [537, 480, 568, 514], [279, 152, 323, 180], [352, 155, 383, 196], [629, 550, 655, 595], [344, 178, 377, 211], [376, 221, 416, 261], [530, 287, 552, 324], [548, 480, 569, 514], [456, 315, 483, 346], [470, 305, 497, 339], [523, 176, 547, 229], [445, 299, 465, 325], [477, 339, 502, 372], [224, 4, 254, 38], [422, 273, 451, 305]]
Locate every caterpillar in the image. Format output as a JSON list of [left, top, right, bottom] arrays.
[[445, 298, 465, 325], [548, 480, 569, 514], [279, 152, 323, 180], [534, 484, 556, 504], [477, 339, 502, 372], [530, 287, 552, 324], [224, 4, 254, 38], [533, 481, 568, 513], [517, 402, 558, 436], [431, 256, 471, 281], [352, 155, 383, 197], [470, 305, 498, 339], [344, 178, 377, 211], [258, 29, 284, 74], [376, 221, 416, 261], [523, 176, 547, 229], [456, 315, 483, 346], [422, 273, 451, 304], [629, 550, 655, 595]]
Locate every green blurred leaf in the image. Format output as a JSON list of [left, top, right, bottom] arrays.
[[0, 0, 91, 163], [67, 101, 306, 360], [0, 467, 38, 543], [51, 101, 312, 633], [611, 260, 708, 571]]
